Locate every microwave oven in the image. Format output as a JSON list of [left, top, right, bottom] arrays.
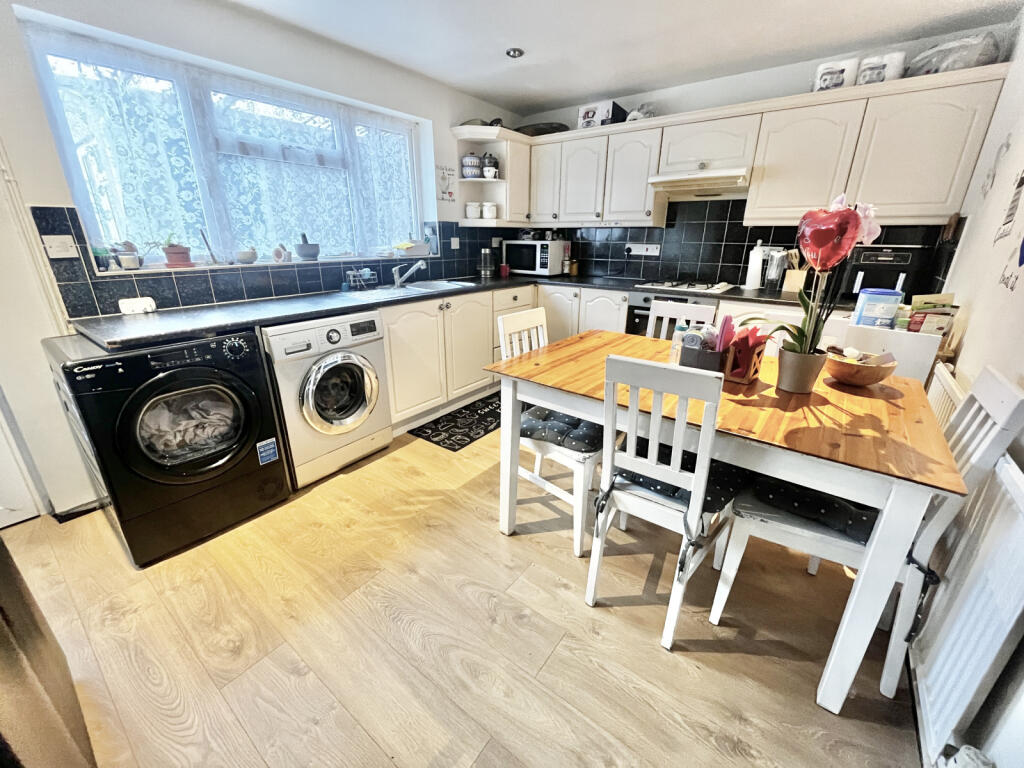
[[502, 240, 569, 276]]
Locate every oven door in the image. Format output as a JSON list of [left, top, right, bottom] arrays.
[[301, 351, 379, 435], [116, 367, 259, 485], [504, 242, 541, 274]]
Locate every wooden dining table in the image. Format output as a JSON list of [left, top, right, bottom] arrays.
[[484, 330, 966, 715]]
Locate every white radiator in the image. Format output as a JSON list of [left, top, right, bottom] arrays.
[[911, 455, 1024, 765]]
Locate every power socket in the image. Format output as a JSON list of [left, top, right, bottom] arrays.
[[625, 242, 660, 257], [450, 237, 460, 249], [42, 235, 78, 259]]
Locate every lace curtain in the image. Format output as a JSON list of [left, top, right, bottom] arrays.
[[24, 23, 420, 261]]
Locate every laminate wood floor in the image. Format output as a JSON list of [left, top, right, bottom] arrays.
[[2, 430, 919, 767]]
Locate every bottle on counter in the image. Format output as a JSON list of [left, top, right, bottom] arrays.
[[669, 323, 686, 365], [744, 239, 766, 289]]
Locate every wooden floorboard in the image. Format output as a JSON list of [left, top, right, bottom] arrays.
[[4, 429, 919, 767]]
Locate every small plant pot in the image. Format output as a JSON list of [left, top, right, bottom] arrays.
[[162, 245, 192, 266], [236, 249, 258, 264], [777, 348, 827, 394]]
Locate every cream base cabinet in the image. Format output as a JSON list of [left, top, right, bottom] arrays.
[[579, 287, 628, 333], [444, 292, 494, 399], [845, 80, 1002, 224], [603, 128, 664, 226], [381, 299, 448, 422], [744, 100, 866, 225], [659, 114, 762, 173], [538, 284, 581, 341], [559, 136, 608, 223], [530, 143, 562, 224]]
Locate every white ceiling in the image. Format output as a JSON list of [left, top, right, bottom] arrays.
[[227, 0, 1022, 115]]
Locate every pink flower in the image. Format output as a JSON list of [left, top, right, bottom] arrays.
[[854, 202, 881, 245]]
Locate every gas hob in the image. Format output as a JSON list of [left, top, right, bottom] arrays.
[[634, 281, 734, 294]]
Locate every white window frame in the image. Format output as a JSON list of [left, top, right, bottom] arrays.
[[23, 20, 424, 270]]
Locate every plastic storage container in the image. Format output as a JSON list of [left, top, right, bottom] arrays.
[[852, 288, 902, 328]]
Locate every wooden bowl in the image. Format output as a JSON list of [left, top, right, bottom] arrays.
[[824, 355, 898, 387]]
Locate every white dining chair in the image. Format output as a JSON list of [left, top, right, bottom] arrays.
[[645, 299, 717, 339], [585, 355, 751, 649], [926, 361, 967, 429], [708, 366, 1024, 696], [497, 307, 603, 557]]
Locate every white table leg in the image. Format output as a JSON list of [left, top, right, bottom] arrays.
[[817, 483, 932, 714], [498, 377, 521, 536]]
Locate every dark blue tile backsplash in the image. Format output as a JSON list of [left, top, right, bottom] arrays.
[[31, 204, 943, 319]]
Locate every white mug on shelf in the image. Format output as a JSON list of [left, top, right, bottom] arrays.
[[483, 167, 498, 179]]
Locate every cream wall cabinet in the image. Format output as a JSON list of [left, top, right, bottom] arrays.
[[659, 114, 762, 174], [559, 136, 609, 223], [845, 80, 1002, 224], [537, 284, 581, 342], [529, 142, 562, 223], [743, 100, 867, 225], [579, 287, 629, 333], [603, 128, 665, 226]]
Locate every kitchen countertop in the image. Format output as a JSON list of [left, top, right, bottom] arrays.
[[71, 274, 845, 350]]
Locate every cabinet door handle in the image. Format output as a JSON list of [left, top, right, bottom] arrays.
[[621, 295, 628, 302], [698, 160, 708, 170], [595, 212, 601, 218], [445, 302, 452, 309], [572, 292, 579, 298], [645, 209, 652, 216], [552, 213, 558, 220], [526, 212, 531, 220], [512, 295, 518, 301], [438, 302, 446, 310]]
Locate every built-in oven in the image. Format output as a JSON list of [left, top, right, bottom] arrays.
[[625, 292, 719, 336], [837, 245, 932, 300]]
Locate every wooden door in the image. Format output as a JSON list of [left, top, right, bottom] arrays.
[[559, 136, 608, 223], [744, 100, 866, 225], [659, 114, 761, 173], [380, 299, 447, 421], [603, 128, 662, 224], [444, 291, 494, 399], [846, 81, 1001, 223], [529, 143, 562, 223]]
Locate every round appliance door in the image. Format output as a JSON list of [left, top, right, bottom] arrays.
[[301, 351, 379, 435], [116, 367, 260, 485]]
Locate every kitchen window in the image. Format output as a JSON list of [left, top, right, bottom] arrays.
[[24, 23, 421, 268]]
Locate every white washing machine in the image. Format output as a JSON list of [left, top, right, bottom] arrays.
[[263, 311, 391, 487]]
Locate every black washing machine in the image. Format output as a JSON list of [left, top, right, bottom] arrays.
[[43, 331, 291, 567]]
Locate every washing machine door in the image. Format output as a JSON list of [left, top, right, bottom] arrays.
[[301, 351, 379, 435], [116, 367, 260, 484]]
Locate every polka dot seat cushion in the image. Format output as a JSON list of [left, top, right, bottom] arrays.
[[616, 438, 756, 516], [520, 406, 603, 453], [736, 476, 879, 544]]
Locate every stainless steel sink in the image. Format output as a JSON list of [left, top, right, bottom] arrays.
[[403, 280, 475, 292]]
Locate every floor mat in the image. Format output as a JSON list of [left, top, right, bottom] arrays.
[[408, 393, 501, 452]]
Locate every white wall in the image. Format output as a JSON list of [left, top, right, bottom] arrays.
[[946, 18, 1024, 390], [519, 22, 1018, 129], [0, 0, 519, 512]]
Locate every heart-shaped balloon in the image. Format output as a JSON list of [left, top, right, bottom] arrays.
[[798, 207, 862, 272]]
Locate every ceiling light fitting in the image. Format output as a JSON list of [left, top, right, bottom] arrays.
[[505, 47, 524, 59]]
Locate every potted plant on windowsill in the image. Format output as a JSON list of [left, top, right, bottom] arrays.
[[159, 234, 192, 268], [756, 195, 879, 394]]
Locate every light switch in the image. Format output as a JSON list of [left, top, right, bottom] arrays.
[[491, 237, 502, 248], [42, 235, 78, 259], [450, 237, 460, 249]]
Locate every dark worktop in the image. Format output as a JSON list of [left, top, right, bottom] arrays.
[[71, 274, 832, 351]]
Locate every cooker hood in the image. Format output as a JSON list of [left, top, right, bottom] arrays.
[[647, 167, 749, 200]]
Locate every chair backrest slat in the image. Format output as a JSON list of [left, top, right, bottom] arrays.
[[498, 307, 548, 360], [928, 362, 967, 429], [603, 355, 723, 532], [646, 299, 717, 339]]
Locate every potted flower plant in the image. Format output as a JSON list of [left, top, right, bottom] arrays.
[[759, 195, 880, 393], [160, 234, 192, 267]]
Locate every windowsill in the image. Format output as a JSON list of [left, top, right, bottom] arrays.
[[94, 253, 439, 274]]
